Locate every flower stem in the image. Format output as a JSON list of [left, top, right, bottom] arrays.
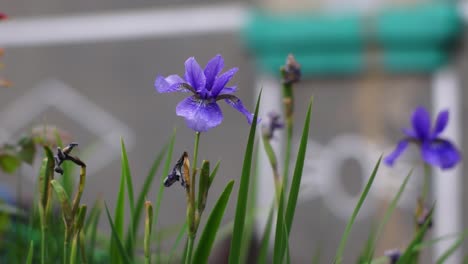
[[192, 132, 200, 178], [190, 132, 201, 229], [185, 132, 201, 264], [185, 235, 195, 264], [282, 118, 293, 191], [64, 229, 69, 264], [421, 163, 431, 203], [39, 210, 47, 264]]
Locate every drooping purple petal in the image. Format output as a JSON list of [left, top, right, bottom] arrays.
[[421, 139, 461, 169], [222, 95, 255, 124], [211, 67, 238, 97], [432, 110, 449, 138], [411, 107, 431, 140], [154, 75, 188, 93], [204, 54, 224, 90], [184, 57, 206, 92], [176, 96, 223, 132], [384, 140, 410, 166]]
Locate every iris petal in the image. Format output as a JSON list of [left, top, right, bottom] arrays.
[[184, 57, 206, 92], [384, 140, 409, 166], [432, 110, 449, 138], [402, 128, 417, 138], [411, 107, 431, 140], [219, 86, 237, 95], [222, 95, 255, 124], [154, 75, 188, 93], [204, 54, 224, 90], [421, 139, 461, 169], [176, 96, 223, 132], [211, 67, 238, 97]]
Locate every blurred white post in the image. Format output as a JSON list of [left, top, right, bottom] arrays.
[[431, 66, 462, 264]]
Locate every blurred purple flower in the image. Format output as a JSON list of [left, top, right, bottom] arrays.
[[384, 107, 461, 170], [155, 54, 255, 132], [384, 249, 401, 264], [262, 112, 284, 139]]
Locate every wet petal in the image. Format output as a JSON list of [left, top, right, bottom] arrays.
[[184, 57, 206, 91], [411, 107, 431, 140], [384, 140, 409, 166], [222, 95, 256, 124], [176, 96, 223, 132], [154, 75, 188, 93], [421, 139, 461, 169], [432, 110, 449, 138], [211, 67, 238, 97], [204, 54, 224, 90]]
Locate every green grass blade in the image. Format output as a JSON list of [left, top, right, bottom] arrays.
[[357, 225, 376, 263], [120, 138, 136, 259], [257, 204, 274, 264], [209, 161, 221, 187], [396, 206, 434, 264], [285, 98, 313, 235], [334, 156, 382, 264], [125, 142, 167, 257], [240, 151, 259, 264], [193, 180, 235, 263], [85, 200, 102, 264], [366, 171, 412, 262], [120, 138, 135, 215], [111, 157, 127, 264], [273, 188, 286, 264], [26, 240, 34, 264], [50, 180, 72, 224], [436, 236, 464, 264], [414, 229, 468, 251], [105, 204, 131, 264], [154, 129, 176, 228], [169, 223, 187, 262], [228, 91, 261, 264]]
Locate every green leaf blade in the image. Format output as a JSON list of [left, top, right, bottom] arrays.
[[334, 156, 382, 264], [105, 204, 131, 264], [193, 180, 235, 263], [285, 98, 313, 235], [228, 91, 261, 264]]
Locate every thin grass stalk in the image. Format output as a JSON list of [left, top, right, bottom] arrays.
[[71, 166, 86, 217], [39, 147, 54, 264], [79, 232, 87, 264], [185, 132, 200, 264], [144, 201, 153, 264], [282, 119, 293, 190], [228, 91, 261, 264], [26, 240, 34, 264], [421, 163, 431, 203]]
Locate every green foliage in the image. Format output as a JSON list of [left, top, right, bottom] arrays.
[[105, 204, 131, 264], [257, 204, 275, 264], [193, 180, 235, 263], [334, 156, 382, 264], [0, 77, 465, 264], [0, 136, 37, 174], [228, 91, 261, 264]]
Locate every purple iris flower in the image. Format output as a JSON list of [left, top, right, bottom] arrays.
[[155, 55, 255, 132], [384, 107, 461, 170]]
